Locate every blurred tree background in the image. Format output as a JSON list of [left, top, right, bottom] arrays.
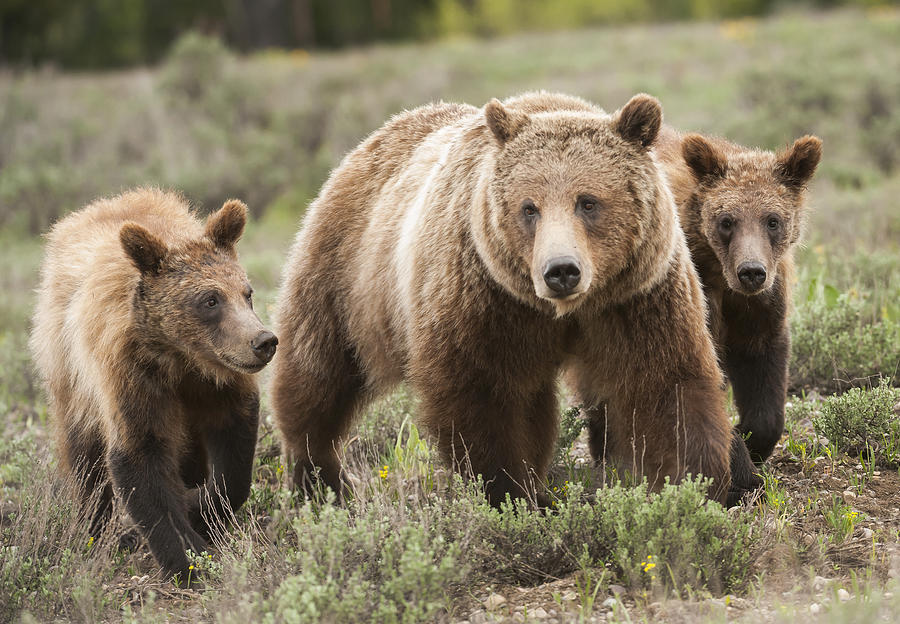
[[0, 0, 896, 69]]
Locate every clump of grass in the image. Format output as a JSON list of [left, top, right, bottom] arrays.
[[0, 450, 122, 622], [791, 292, 899, 392], [451, 477, 754, 594], [812, 377, 900, 465]]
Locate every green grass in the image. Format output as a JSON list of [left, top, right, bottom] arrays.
[[2, 7, 900, 622]]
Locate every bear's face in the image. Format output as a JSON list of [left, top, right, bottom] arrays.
[[484, 95, 665, 316], [682, 134, 822, 296], [120, 200, 278, 377]]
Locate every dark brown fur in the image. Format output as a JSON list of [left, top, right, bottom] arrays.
[[655, 127, 822, 464], [272, 93, 737, 507], [30, 189, 277, 583]]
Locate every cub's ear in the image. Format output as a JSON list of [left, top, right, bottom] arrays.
[[120, 223, 167, 275], [682, 134, 727, 184], [615, 94, 662, 148], [485, 98, 529, 145], [775, 135, 822, 190], [205, 199, 247, 249]]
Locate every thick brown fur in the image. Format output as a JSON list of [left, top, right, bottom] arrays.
[[272, 93, 734, 507], [30, 188, 277, 582], [654, 127, 822, 464]]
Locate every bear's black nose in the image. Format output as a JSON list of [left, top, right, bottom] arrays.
[[543, 257, 581, 295], [251, 331, 278, 364], [737, 262, 767, 291]]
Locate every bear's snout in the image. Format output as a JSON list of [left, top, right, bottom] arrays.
[[736, 261, 767, 292], [542, 256, 582, 295], [251, 330, 278, 364]]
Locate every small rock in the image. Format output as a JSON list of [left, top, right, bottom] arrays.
[[837, 588, 851, 602], [531, 607, 549, 619], [484, 593, 506, 610], [861, 527, 874, 539], [874, 471, 881, 476], [885, 592, 894, 599], [560, 590, 577, 602], [602, 597, 617, 608], [511, 614, 525, 623], [809, 603, 821, 614], [842, 490, 857, 501], [892, 401, 900, 415], [469, 610, 487, 624], [609, 584, 626, 595], [813, 576, 831, 591]]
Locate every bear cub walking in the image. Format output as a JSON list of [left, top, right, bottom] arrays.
[[272, 93, 748, 507], [656, 129, 822, 463], [31, 188, 277, 582]]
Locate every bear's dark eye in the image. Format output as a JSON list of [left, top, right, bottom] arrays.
[[767, 216, 781, 231], [205, 296, 219, 308], [522, 200, 538, 219], [718, 216, 734, 232], [577, 195, 600, 214]]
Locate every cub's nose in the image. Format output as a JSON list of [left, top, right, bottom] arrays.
[[543, 257, 582, 295], [737, 261, 767, 291], [251, 331, 278, 364]]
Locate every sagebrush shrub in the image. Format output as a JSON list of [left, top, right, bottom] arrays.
[[813, 377, 900, 464]]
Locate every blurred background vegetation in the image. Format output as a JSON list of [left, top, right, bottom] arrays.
[[1, 0, 898, 69]]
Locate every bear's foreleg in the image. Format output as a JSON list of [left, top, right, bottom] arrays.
[[419, 379, 557, 509], [107, 397, 205, 584], [61, 423, 114, 537], [189, 390, 260, 537], [722, 284, 790, 463]]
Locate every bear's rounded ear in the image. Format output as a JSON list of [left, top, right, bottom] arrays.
[[775, 135, 822, 190], [485, 98, 529, 145], [120, 223, 167, 275], [615, 94, 662, 149], [205, 199, 247, 249], [682, 134, 727, 184]]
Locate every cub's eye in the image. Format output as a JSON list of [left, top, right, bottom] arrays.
[[205, 296, 219, 308], [522, 201, 538, 218], [718, 216, 734, 231], [767, 217, 781, 230]]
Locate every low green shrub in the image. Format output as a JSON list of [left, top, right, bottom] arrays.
[[812, 377, 900, 465], [791, 292, 900, 392]]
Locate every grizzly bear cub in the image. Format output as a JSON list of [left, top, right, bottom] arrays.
[[655, 129, 822, 463], [272, 93, 746, 507], [30, 188, 277, 582]]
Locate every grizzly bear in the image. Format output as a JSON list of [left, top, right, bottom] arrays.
[[501, 92, 761, 503], [654, 128, 822, 463], [30, 188, 277, 583], [272, 92, 752, 507]]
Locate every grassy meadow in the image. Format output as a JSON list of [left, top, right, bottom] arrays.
[[1, 7, 900, 623]]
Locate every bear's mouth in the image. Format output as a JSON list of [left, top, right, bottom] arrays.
[[219, 353, 267, 373]]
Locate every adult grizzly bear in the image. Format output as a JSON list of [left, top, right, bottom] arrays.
[[30, 188, 278, 582], [655, 129, 822, 463], [272, 94, 738, 506]]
